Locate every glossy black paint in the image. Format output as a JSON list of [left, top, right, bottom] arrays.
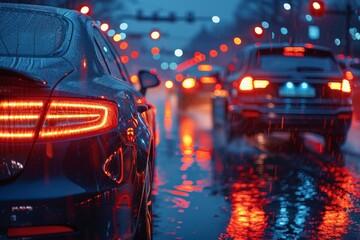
[[0, 3, 157, 239]]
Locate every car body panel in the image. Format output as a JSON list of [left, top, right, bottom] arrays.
[[0, 3, 157, 239]]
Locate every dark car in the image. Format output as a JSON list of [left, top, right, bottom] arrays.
[[176, 64, 224, 109], [214, 43, 352, 150], [0, 3, 159, 239]]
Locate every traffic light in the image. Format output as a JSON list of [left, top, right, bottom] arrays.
[[150, 29, 161, 40], [253, 26, 264, 38], [309, 0, 325, 17]]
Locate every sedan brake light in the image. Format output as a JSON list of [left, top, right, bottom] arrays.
[[328, 79, 351, 93], [182, 78, 196, 89], [0, 101, 43, 140], [239, 76, 269, 91], [0, 98, 118, 142]]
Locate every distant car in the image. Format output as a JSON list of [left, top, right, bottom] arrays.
[[214, 43, 352, 150], [176, 64, 224, 108], [0, 3, 159, 239]]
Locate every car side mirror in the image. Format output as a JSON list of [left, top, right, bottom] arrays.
[[138, 70, 160, 95]]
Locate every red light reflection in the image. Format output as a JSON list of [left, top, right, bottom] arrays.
[[225, 181, 268, 239], [316, 164, 360, 238]]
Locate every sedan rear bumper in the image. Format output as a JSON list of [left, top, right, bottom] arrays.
[[228, 104, 352, 135]]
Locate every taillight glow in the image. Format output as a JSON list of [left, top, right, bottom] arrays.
[[283, 47, 305, 57], [198, 64, 213, 72], [342, 79, 351, 92], [200, 76, 217, 84], [182, 78, 196, 89], [239, 76, 253, 91], [254, 80, 269, 88], [0, 99, 118, 142], [328, 79, 351, 93], [0, 101, 43, 140], [40, 100, 118, 140], [328, 82, 341, 91], [239, 76, 269, 91]]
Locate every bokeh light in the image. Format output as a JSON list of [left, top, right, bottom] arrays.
[[151, 47, 160, 55], [131, 51, 139, 59], [170, 62, 178, 70], [100, 23, 109, 32], [80, 5, 90, 15], [175, 49, 183, 57], [220, 44, 228, 52], [233, 37, 242, 45], [119, 23, 128, 31], [161, 62, 169, 70], [107, 29, 115, 37], [283, 3, 291, 10], [120, 32, 127, 40], [113, 34, 121, 42], [120, 41, 128, 50], [209, 50, 218, 58], [121, 56, 129, 64], [212, 16, 220, 23]]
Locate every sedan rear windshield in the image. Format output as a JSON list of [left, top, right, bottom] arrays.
[[254, 48, 341, 73], [0, 7, 70, 57]]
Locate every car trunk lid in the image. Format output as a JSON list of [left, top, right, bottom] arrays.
[[0, 58, 74, 181]]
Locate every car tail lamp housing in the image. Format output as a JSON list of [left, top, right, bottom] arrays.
[[0, 98, 118, 142], [328, 79, 351, 93], [238, 76, 269, 91]]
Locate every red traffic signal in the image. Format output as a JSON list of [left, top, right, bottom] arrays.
[[309, 0, 325, 16], [253, 26, 264, 38]]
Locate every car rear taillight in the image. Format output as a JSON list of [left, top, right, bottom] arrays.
[[200, 76, 217, 84], [238, 76, 269, 91], [0, 98, 118, 142], [182, 78, 196, 89], [328, 79, 351, 93], [0, 101, 43, 140]]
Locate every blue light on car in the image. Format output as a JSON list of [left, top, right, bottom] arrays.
[[286, 82, 294, 88], [301, 82, 309, 89]]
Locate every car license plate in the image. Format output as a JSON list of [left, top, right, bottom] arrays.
[[279, 85, 316, 98]]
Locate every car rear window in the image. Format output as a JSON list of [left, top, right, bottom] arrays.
[[254, 48, 340, 73], [0, 7, 70, 57]]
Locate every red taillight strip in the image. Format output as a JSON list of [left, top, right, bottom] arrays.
[[39, 99, 118, 140], [0, 102, 44, 107], [328, 79, 351, 93], [0, 101, 43, 140], [239, 76, 270, 91], [0, 115, 40, 120], [0, 99, 118, 142]]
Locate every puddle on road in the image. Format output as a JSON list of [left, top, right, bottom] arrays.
[[153, 96, 360, 240]]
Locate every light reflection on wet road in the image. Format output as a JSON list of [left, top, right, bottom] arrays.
[[151, 89, 360, 240]]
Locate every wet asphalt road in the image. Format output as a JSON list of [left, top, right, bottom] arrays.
[[149, 87, 360, 240]]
